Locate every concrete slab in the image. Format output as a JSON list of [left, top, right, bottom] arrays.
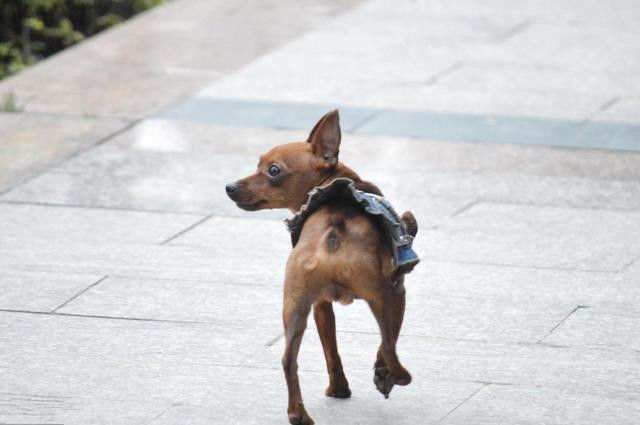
[[330, 260, 640, 343], [0, 240, 282, 283], [194, 0, 525, 104], [406, 173, 640, 212], [432, 63, 637, 99], [57, 275, 284, 328], [327, 293, 571, 345], [0, 121, 472, 223], [4, 120, 640, 220], [0, 0, 363, 118], [0, 392, 170, 425], [0, 112, 128, 192], [0, 312, 265, 402], [38, 259, 640, 346], [161, 99, 640, 150], [421, 202, 640, 271], [495, 23, 640, 75], [192, 0, 640, 127], [544, 308, 640, 351], [441, 383, 640, 425], [50, 262, 568, 345], [352, 83, 612, 122], [244, 330, 640, 400], [159, 98, 376, 132], [145, 367, 483, 425], [0, 270, 103, 313], [0, 122, 300, 218], [0, 202, 206, 245], [593, 97, 640, 124]]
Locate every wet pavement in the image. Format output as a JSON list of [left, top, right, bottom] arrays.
[[1, 0, 639, 424]]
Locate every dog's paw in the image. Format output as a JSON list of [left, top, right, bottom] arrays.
[[325, 383, 352, 399], [374, 367, 394, 399], [394, 367, 412, 386], [325, 373, 351, 398], [288, 412, 315, 425]]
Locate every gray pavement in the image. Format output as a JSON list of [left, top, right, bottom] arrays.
[[1, 0, 639, 424]]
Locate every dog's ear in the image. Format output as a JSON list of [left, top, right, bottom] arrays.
[[307, 110, 341, 167]]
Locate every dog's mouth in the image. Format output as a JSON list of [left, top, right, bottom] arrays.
[[236, 200, 267, 211]]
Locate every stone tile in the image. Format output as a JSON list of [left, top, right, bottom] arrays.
[[515, 0, 640, 30], [0, 240, 283, 283], [331, 297, 568, 346], [0, 120, 471, 223], [494, 23, 640, 74], [328, 260, 640, 343], [0, 0, 363, 118], [52, 259, 640, 346], [593, 97, 640, 124], [417, 63, 635, 122], [406, 172, 640, 212], [0, 203, 206, 245], [168, 216, 291, 257], [192, 0, 639, 123], [441, 383, 640, 425], [343, 132, 640, 182], [244, 332, 640, 401], [196, 49, 458, 107], [0, 270, 102, 313], [544, 308, 640, 351], [0, 121, 297, 218], [162, 98, 640, 150], [58, 275, 284, 328], [196, 0, 525, 105], [160, 98, 375, 132], [0, 112, 127, 192], [6, 119, 639, 220], [353, 83, 612, 121], [434, 63, 637, 98], [0, 392, 170, 425], [146, 365, 484, 425], [421, 202, 640, 271], [516, 147, 640, 181], [415, 261, 640, 319], [625, 256, 640, 274], [355, 108, 640, 150], [0, 312, 266, 403]]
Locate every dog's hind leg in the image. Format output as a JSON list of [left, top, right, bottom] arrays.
[[313, 301, 351, 398], [369, 279, 411, 398], [282, 275, 314, 425]]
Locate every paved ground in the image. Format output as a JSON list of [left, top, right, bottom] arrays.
[[1, 0, 639, 424]]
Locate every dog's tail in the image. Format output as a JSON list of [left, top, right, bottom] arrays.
[[401, 211, 418, 237], [325, 215, 346, 252]]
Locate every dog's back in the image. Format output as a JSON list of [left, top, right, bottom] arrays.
[[287, 200, 396, 306]]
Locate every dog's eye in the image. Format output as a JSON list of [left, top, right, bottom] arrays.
[[267, 164, 281, 177]]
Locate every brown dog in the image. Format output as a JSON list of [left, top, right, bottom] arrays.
[[226, 110, 417, 425]]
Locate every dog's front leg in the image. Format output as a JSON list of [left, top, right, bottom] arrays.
[[313, 301, 351, 398], [282, 274, 314, 425]]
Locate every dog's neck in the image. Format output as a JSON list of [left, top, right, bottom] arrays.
[[329, 163, 383, 197], [317, 163, 357, 186], [289, 163, 383, 212]]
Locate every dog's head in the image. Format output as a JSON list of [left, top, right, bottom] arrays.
[[226, 110, 342, 212]]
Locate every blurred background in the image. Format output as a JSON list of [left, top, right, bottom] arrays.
[[1, 1, 639, 424]]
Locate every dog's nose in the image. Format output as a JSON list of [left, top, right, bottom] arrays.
[[225, 182, 239, 195]]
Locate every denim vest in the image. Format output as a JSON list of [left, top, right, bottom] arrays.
[[285, 178, 419, 276]]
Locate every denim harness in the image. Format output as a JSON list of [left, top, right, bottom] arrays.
[[285, 178, 419, 276]]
